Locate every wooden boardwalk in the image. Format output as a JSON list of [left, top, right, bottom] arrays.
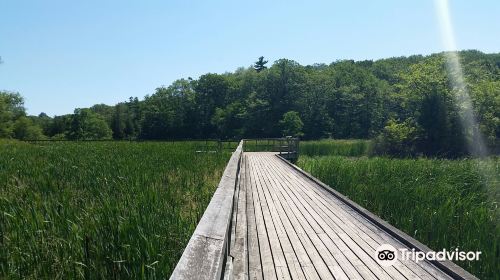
[[226, 153, 464, 280], [171, 141, 477, 280]]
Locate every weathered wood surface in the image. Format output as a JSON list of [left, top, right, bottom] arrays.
[[225, 152, 478, 280], [171, 149, 477, 280], [170, 142, 243, 280]]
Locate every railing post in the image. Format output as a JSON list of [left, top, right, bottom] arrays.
[[288, 138, 291, 156]]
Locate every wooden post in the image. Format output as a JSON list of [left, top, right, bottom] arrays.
[[293, 138, 298, 160], [288, 138, 291, 156]]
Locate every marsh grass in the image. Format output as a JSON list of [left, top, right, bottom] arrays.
[[299, 139, 370, 157], [0, 141, 229, 279], [298, 155, 499, 279]]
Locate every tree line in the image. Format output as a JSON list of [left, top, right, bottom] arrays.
[[1, 50, 499, 157]]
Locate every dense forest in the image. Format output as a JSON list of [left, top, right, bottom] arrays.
[[1, 50, 499, 157]]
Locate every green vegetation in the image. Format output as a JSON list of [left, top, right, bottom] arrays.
[[299, 139, 370, 157], [2, 50, 499, 157], [371, 56, 497, 157], [66, 109, 113, 140], [279, 111, 304, 137], [298, 154, 499, 279], [0, 141, 230, 279], [0, 92, 44, 140]]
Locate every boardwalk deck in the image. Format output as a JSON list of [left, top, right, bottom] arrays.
[[225, 152, 474, 280], [171, 146, 477, 280]]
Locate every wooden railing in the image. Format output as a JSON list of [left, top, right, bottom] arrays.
[[195, 140, 240, 152], [170, 141, 243, 280], [242, 137, 299, 161], [27, 138, 240, 150]]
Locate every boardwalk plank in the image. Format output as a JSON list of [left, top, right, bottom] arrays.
[[253, 158, 321, 280], [250, 156, 291, 280], [247, 156, 277, 280], [253, 155, 335, 280], [255, 155, 347, 279], [253, 156, 307, 280], [245, 155, 264, 280]]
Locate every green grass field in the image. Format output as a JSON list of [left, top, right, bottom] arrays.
[[0, 140, 230, 279], [298, 153, 499, 279]]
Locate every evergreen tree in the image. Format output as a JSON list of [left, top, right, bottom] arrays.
[[253, 56, 268, 73]]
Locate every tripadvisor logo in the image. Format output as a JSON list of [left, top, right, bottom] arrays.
[[375, 244, 398, 266], [375, 244, 481, 267]]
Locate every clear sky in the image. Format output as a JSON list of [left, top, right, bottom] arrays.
[[1, 0, 499, 116]]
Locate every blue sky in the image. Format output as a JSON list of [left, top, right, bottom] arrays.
[[1, 0, 499, 116]]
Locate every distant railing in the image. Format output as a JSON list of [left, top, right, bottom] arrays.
[[195, 140, 240, 152], [24, 138, 241, 152], [242, 137, 299, 161]]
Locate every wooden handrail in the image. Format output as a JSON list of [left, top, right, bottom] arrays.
[[242, 138, 299, 162], [242, 138, 299, 151], [170, 141, 243, 280]]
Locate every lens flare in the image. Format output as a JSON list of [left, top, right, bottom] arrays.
[[434, 0, 488, 157], [435, 0, 498, 216]]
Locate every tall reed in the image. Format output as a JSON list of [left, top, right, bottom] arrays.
[[0, 141, 229, 279]]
